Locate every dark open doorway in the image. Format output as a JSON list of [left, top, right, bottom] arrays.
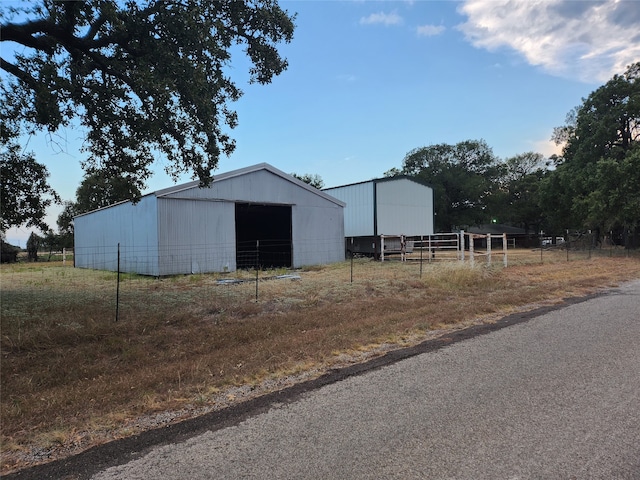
[[235, 203, 292, 269]]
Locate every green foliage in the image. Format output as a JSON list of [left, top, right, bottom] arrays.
[[0, 143, 60, 231], [74, 171, 141, 212], [388, 140, 502, 231], [586, 149, 640, 231], [26, 231, 41, 261], [493, 152, 548, 233], [291, 173, 324, 189], [546, 62, 640, 236], [1, 0, 296, 189]]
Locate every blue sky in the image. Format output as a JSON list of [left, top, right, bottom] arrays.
[[4, 0, 640, 246]]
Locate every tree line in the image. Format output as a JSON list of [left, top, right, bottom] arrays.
[[386, 63, 639, 247]]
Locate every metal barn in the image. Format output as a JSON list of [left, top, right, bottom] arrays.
[[324, 177, 434, 256], [74, 163, 346, 275]]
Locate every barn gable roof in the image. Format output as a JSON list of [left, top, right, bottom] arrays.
[[75, 163, 345, 218], [155, 163, 345, 206]]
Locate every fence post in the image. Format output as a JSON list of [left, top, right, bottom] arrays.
[[503, 233, 508, 268], [115, 243, 120, 322], [380, 235, 385, 262], [460, 230, 465, 262], [350, 237, 355, 283], [469, 234, 475, 267], [420, 235, 423, 278], [487, 234, 492, 266], [428, 234, 432, 263], [255, 240, 259, 301]]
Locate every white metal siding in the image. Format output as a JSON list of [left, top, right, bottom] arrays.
[[74, 165, 345, 275], [323, 182, 375, 237], [157, 198, 236, 275], [291, 202, 345, 267], [163, 169, 345, 269], [376, 179, 434, 236], [74, 196, 160, 275]]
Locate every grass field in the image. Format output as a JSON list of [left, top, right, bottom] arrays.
[[2, 248, 639, 473]]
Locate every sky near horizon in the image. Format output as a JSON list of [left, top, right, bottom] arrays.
[[4, 0, 640, 246]]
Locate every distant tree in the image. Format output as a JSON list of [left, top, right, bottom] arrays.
[[74, 171, 141, 213], [56, 201, 76, 236], [1, 0, 296, 190], [388, 140, 502, 231], [41, 229, 59, 261], [545, 62, 640, 243], [291, 173, 324, 189], [0, 143, 60, 231], [26, 231, 41, 262], [494, 152, 548, 233]]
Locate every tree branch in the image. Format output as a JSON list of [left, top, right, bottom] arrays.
[[0, 57, 38, 89], [1, 21, 59, 54]]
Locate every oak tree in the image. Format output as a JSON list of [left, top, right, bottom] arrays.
[[1, 0, 295, 192]]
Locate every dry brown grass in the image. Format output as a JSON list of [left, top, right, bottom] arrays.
[[2, 249, 639, 473]]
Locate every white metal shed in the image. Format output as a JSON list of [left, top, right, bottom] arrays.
[[323, 177, 434, 255], [74, 163, 346, 275]]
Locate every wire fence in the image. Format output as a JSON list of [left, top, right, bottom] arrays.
[[1, 235, 637, 328]]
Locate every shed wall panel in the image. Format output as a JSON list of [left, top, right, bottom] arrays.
[[157, 198, 236, 275], [292, 203, 345, 266], [323, 182, 374, 236], [74, 196, 160, 275], [376, 179, 434, 236]]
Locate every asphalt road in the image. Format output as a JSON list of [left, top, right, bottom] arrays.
[[9, 280, 640, 479]]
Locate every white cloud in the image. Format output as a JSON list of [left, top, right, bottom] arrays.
[[416, 24, 445, 37], [359, 11, 403, 26], [457, 0, 640, 83], [531, 138, 563, 159]]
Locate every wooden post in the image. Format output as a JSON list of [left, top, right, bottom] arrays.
[[380, 235, 385, 262], [460, 230, 465, 262], [487, 234, 492, 266], [469, 234, 475, 267], [420, 235, 423, 278], [503, 233, 508, 267]]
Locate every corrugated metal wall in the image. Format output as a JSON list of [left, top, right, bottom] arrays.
[[325, 178, 434, 237], [75, 167, 345, 275], [156, 198, 236, 275], [376, 179, 434, 236], [74, 196, 160, 275], [323, 182, 375, 237], [162, 169, 345, 269]]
